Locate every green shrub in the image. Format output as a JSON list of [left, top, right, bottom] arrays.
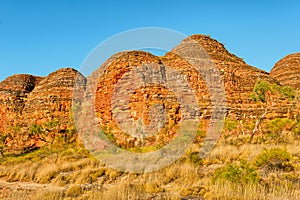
[[213, 160, 259, 184], [280, 86, 295, 100], [272, 84, 295, 99], [264, 118, 295, 136], [251, 80, 271, 102], [251, 80, 295, 102], [224, 119, 238, 131], [255, 147, 293, 171], [29, 124, 43, 136]]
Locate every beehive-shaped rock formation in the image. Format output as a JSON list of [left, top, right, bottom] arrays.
[[270, 53, 300, 90]]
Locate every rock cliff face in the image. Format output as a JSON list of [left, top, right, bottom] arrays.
[[0, 68, 85, 152], [0, 35, 299, 152], [270, 53, 300, 90], [87, 35, 298, 148], [0, 74, 43, 132], [168, 35, 280, 119], [181, 36, 299, 121], [23, 68, 85, 127]]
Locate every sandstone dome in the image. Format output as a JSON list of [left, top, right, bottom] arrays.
[[0, 74, 42, 93], [270, 53, 300, 90]]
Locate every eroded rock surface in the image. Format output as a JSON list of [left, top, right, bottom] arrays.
[[270, 53, 300, 90], [0, 35, 299, 152]]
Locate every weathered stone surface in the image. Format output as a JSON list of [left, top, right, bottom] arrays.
[[0, 74, 43, 132], [23, 68, 85, 125], [0, 68, 86, 152], [177, 35, 290, 121], [0, 35, 299, 153], [93, 51, 192, 148], [270, 53, 300, 90], [89, 35, 298, 148]]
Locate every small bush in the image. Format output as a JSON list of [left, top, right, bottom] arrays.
[[271, 84, 295, 100], [213, 160, 259, 184], [251, 80, 271, 102], [264, 118, 295, 136], [224, 119, 238, 131], [29, 124, 43, 136], [255, 147, 293, 171], [251, 80, 295, 102]]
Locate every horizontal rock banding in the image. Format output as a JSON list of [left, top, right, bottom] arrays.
[[270, 53, 300, 90], [0, 35, 299, 153]]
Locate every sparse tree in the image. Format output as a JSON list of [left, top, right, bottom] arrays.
[[250, 80, 296, 140]]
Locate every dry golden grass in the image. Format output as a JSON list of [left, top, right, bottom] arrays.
[[32, 190, 64, 200], [0, 136, 299, 199], [206, 179, 300, 200]]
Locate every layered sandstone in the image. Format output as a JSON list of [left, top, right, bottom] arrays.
[[0, 74, 43, 132], [82, 35, 298, 149], [270, 53, 300, 90], [23, 68, 86, 126], [0, 68, 85, 152], [179, 35, 296, 120], [0, 35, 299, 153]]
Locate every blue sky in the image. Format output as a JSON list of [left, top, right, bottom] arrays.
[[0, 0, 299, 81]]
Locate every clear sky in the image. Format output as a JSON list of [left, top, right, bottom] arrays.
[[0, 0, 299, 81]]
